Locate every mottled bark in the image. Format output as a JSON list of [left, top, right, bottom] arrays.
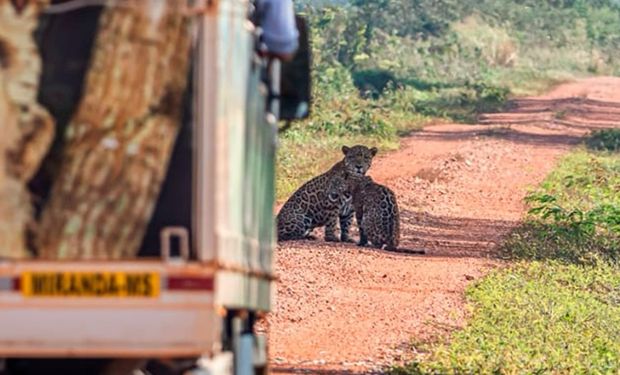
[[0, 0, 54, 259], [37, 2, 192, 259]]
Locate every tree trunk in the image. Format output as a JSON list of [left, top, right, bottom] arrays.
[[0, 0, 54, 259], [37, 2, 192, 259]]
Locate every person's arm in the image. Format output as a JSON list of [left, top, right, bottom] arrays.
[[259, 0, 299, 60]]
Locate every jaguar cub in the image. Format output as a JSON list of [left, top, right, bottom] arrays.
[[350, 175, 400, 250], [277, 145, 377, 242]]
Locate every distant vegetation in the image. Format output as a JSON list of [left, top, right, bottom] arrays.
[[278, 0, 620, 199]]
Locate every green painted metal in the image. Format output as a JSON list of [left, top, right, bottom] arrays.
[[209, 0, 275, 310]]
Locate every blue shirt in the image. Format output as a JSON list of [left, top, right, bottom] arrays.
[[258, 0, 299, 55]]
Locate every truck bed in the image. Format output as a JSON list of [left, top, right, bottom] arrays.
[[0, 261, 219, 358]]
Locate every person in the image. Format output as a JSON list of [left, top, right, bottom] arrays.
[[256, 0, 299, 60]]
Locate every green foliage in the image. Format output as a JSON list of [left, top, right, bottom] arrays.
[[352, 69, 398, 98], [412, 82, 509, 122], [502, 149, 620, 264], [350, 0, 466, 40], [302, 0, 620, 103], [291, 0, 620, 146], [391, 262, 620, 374], [587, 129, 620, 152]]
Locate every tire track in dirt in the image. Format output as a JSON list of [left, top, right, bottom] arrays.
[[264, 77, 620, 374]]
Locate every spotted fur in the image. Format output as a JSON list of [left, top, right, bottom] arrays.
[[277, 145, 377, 242], [350, 175, 400, 250], [277, 174, 350, 241]]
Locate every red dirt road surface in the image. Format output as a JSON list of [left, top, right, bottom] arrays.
[[264, 77, 620, 374]]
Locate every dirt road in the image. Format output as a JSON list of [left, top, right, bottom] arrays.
[[265, 77, 620, 374]]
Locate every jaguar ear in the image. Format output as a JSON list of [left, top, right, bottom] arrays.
[[370, 147, 378, 156], [342, 145, 350, 155]]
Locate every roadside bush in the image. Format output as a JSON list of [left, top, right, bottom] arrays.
[[352, 69, 399, 98], [502, 149, 620, 264], [586, 129, 620, 152], [504, 199, 620, 264]]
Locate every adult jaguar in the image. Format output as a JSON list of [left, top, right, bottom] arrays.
[[277, 145, 377, 242], [276, 173, 350, 241]]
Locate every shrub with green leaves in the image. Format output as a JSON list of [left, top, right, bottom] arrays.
[[502, 149, 620, 264], [587, 129, 620, 152]]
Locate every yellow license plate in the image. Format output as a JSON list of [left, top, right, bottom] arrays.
[[21, 271, 160, 298]]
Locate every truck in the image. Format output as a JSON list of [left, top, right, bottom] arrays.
[[0, 0, 310, 374]]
